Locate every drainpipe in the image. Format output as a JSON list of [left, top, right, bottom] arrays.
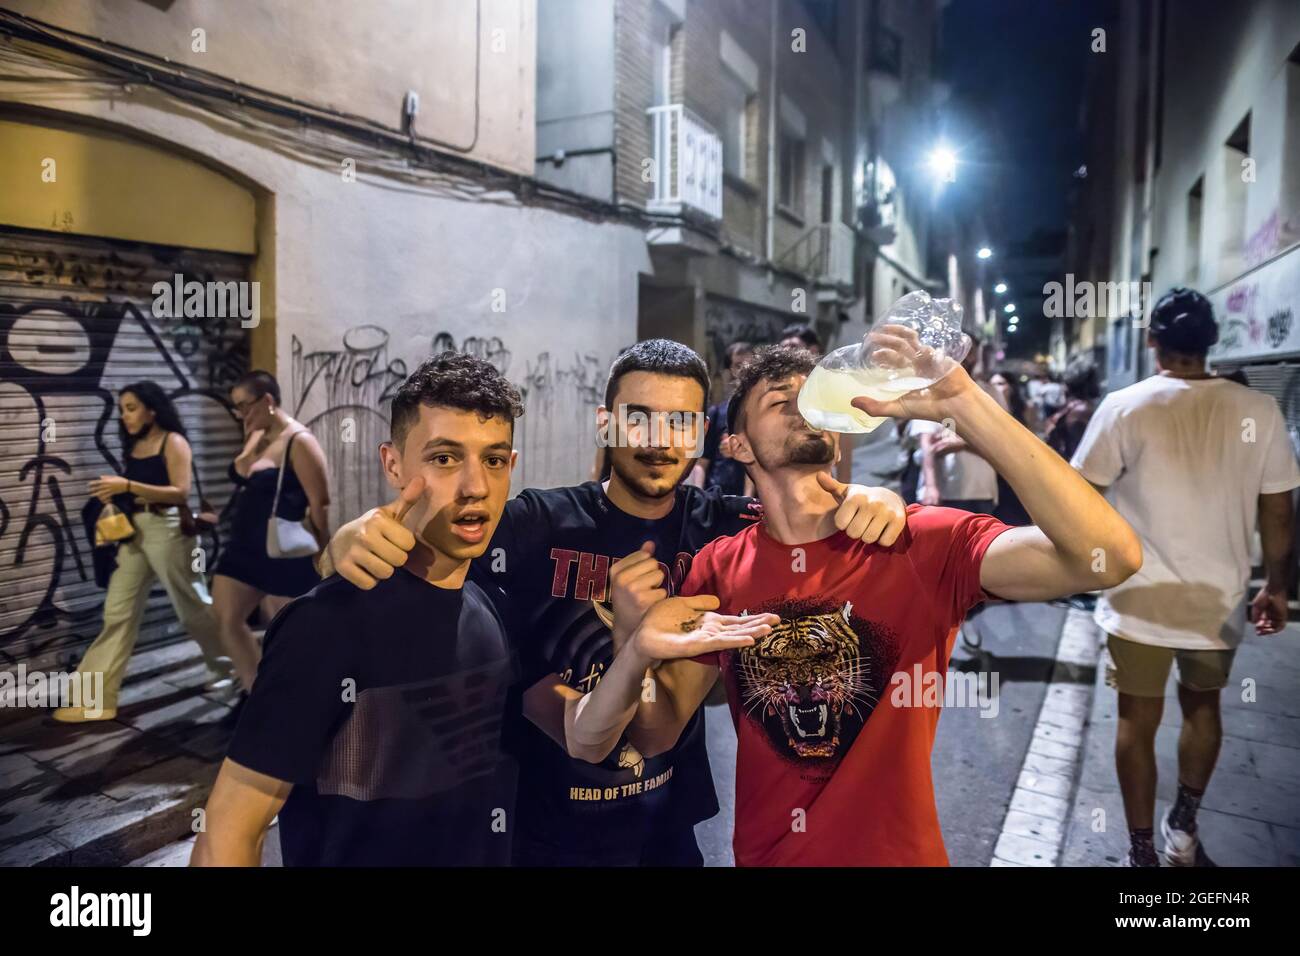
[[765, 0, 778, 270]]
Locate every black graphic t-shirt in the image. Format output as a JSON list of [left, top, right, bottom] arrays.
[[228, 571, 518, 866], [474, 481, 760, 865]]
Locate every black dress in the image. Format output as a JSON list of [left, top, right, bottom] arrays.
[[213, 444, 320, 597]]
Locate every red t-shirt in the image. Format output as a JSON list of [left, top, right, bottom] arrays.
[[682, 504, 1011, 866]]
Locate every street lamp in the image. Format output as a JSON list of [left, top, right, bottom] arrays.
[[994, 282, 1008, 294], [926, 145, 957, 183], [1004, 303, 1016, 314], [977, 247, 993, 260]]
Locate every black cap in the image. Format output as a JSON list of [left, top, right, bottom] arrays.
[[1149, 287, 1219, 353]]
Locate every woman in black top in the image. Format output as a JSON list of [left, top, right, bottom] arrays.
[[54, 383, 233, 722], [211, 371, 330, 691]]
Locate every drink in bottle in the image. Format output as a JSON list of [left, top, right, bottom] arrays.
[[796, 290, 971, 434]]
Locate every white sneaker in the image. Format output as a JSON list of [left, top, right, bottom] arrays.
[[1161, 810, 1207, 867], [202, 657, 238, 692]]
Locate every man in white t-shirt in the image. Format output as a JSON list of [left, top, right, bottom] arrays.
[[1072, 287, 1300, 867], [911, 357, 1007, 514]]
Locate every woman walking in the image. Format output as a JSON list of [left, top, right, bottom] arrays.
[[55, 383, 233, 722], [211, 371, 330, 691]]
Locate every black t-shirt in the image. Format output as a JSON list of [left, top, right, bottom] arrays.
[[227, 571, 519, 866], [474, 481, 760, 864], [702, 400, 747, 496]]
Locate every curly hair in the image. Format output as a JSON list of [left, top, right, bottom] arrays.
[[390, 352, 524, 448], [726, 344, 817, 432], [118, 381, 187, 453]]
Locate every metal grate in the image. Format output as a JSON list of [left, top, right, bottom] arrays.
[[0, 227, 251, 671]]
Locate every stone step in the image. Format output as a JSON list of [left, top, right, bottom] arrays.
[[0, 641, 241, 867], [1, 637, 219, 730]]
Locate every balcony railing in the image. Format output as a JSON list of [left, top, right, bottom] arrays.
[[776, 221, 856, 289], [647, 104, 723, 220]]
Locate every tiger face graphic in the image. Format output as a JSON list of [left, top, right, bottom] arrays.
[[735, 598, 897, 766]]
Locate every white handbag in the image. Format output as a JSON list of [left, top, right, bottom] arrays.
[[265, 431, 318, 559]]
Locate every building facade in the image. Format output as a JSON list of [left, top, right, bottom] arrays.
[[1062, 0, 1300, 437], [0, 0, 649, 673], [0, 0, 962, 678], [536, 0, 953, 400]]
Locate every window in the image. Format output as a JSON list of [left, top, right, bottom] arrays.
[[721, 68, 754, 181], [779, 132, 806, 214], [1221, 115, 1250, 279], [821, 163, 835, 223], [1185, 176, 1203, 283], [802, 0, 839, 44], [651, 12, 676, 107], [719, 32, 759, 184], [1284, 43, 1300, 253], [867, 17, 902, 77]]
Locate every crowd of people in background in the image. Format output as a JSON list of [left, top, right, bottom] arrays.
[[692, 322, 1103, 522]]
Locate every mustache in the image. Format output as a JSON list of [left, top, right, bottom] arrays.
[[633, 451, 678, 465]]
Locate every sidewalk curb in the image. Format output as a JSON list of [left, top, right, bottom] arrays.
[[990, 606, 1100, 866]]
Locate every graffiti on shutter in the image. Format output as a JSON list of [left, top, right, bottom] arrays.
[[0, 227, 251, 671]]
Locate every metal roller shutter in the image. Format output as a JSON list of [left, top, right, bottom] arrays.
[[1216, 360, 1300, 595], [1214, 361, 1300, 454], [1237, 363, 1300, 447], [0, 226, 251, 674]]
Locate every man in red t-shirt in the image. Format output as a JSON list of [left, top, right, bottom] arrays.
[[585, 337, 1142, 865]]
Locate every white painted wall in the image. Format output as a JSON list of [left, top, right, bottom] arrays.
[[8, 0, 537, 176], [1146, 0, 1300, 362], [1, 89, 646, 526]]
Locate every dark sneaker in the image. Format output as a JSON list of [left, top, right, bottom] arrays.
[[1123, 848, 1160, 867]]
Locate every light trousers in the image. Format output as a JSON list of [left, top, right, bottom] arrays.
[[76, 509, 230, 708]]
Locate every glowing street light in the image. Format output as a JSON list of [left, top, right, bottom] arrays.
[[977, 247, 993, 260], [1004, 302, 1016, 314], [994, 282, 1008, 294], [926, 145, 957, 183]]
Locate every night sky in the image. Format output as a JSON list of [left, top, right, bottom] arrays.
[[941, 0, 1102, 244]]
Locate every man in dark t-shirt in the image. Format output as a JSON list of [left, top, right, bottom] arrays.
[[193, 353, 531, 866], [223, 572, 518, 866], [479, 478, 757, 864], [322, 340, 908, 866]]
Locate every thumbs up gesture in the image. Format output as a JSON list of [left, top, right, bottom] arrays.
[[817, 472, 907, 547], [321, 476, 426, 589]]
